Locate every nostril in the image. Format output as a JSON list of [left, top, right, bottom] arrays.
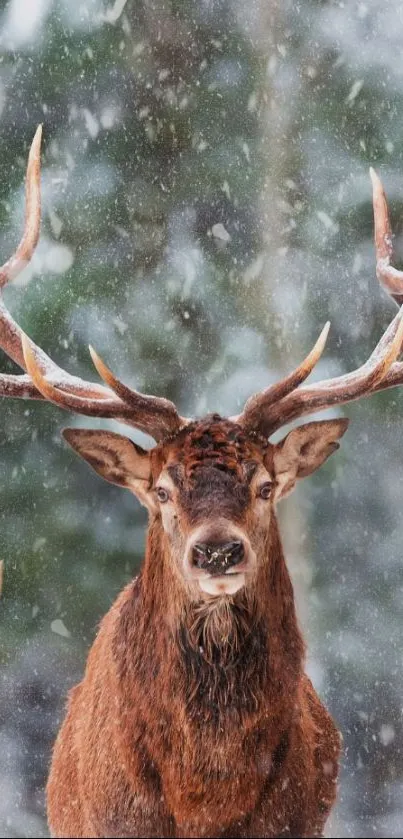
[[225, 541, 244, 566], [193, 543, 210, 569], [192, 540, 245, 572]]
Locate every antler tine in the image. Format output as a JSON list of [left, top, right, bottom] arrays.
[[22, 337, 185, 442], [237, 170, 403, 439], [89, 346, 186, 440], [233, 322, 330, 432], [370, 167, 403, 305], [0, 125, 42, 290], [21, 336, 135, 418], [0, 125, 43, 371], [0, 124, 52, 371]]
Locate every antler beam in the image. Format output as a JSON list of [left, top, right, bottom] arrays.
[[0, 128, 186, 442], [236, 167, 403, 437]]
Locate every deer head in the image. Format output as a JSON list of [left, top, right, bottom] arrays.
[[60, 415, 347, 598], [1, 129, 403, 599]]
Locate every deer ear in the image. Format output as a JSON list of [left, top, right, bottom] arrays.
[[62, 429, 153, 508], [272, 419, 349, 500]]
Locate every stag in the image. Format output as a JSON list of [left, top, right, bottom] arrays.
[[2, 128, 403, 839]]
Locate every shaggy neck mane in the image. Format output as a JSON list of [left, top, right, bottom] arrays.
[[121, 516, 305, 730], [176, 594, 269, 726]]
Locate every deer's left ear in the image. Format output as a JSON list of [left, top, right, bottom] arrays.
[[272, 418, 349, 500]]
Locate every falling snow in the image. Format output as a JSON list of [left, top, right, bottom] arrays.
[[1, 1, 403, 838]]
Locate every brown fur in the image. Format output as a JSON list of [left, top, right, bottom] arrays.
[[46, 417, 343, 838]]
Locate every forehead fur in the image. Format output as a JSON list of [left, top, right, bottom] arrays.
[[151, 414, 268, 481]]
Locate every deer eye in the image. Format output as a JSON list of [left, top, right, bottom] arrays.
[[156, 486, 170, 503], [258, 482, 273, 500]]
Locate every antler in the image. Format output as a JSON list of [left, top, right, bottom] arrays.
[[4, 130, 403, 444], [235, 168, 403, 438], [0, 128, 186, 442]]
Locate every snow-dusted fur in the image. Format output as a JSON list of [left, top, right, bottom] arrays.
[[47, 417, 342, 838]]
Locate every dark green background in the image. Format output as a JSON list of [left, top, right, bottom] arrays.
[[1, 2, 403, 836]]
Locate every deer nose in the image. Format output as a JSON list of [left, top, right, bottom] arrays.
[[192, 541, 245, 574]]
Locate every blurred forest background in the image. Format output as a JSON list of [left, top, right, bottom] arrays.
[[1, 0, 403, 836]]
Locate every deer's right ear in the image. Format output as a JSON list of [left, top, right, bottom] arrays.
[[62, 429, 153, 509]]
